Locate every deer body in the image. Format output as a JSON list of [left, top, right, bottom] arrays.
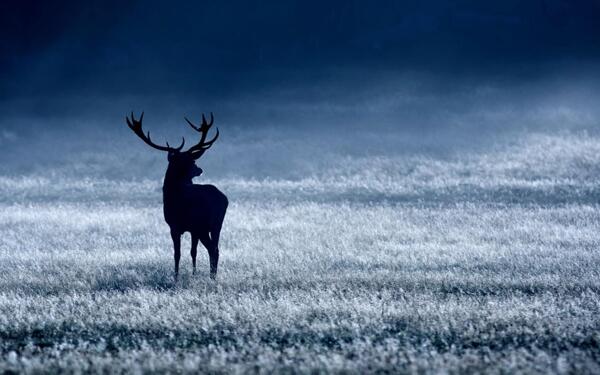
[[127, 112, 227, 280], [163, 183, 227, 234], [163, 178, 228, 279]]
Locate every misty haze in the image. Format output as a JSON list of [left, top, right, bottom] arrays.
[[1, 1, 600, 373]]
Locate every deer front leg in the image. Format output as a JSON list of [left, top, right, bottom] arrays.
[[171, 231, 181, 281]]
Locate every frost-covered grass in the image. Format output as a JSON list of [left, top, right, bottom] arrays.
[[0, 131, 600, 373]]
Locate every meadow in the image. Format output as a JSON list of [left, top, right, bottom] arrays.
[[0, 128, 599, 373]]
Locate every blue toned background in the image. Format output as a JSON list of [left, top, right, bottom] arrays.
[[1, 1, 599, 373]]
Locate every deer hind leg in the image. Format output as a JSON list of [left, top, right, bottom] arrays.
[[198, 231, 218, 279], [209, 226, 222, 280], [170, 230, 181, 282], [191, 234, 199, 274]]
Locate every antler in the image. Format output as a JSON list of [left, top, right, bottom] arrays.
[[184, 112, 220, 159], [126, 112, 185, 152]]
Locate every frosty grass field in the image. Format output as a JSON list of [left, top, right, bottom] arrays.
[[0, 129, 599, 373]]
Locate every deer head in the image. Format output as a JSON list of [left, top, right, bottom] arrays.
[[126, 112, 219, 182]]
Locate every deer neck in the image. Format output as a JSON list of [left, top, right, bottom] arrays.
[[162, 168, 192, 196]]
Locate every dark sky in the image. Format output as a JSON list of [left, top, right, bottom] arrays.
[[1, 0, 599, 103], [0, 0, 600, 99], [0, 0, 599, 175]]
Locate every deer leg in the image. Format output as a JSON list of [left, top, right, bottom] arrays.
[[171, 231, 181, 281], [191, 234, 199, 274], [198, 232, 216, 279], [209, 245, 219, 280], [209, 229, 221, 280]]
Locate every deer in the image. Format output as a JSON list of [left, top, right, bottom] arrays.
[[126, 112, 228, 281]]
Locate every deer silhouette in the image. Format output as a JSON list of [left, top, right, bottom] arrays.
[[126, 112, 228, 281]]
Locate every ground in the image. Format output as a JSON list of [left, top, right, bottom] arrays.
[[0, 130, 599, 373]]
